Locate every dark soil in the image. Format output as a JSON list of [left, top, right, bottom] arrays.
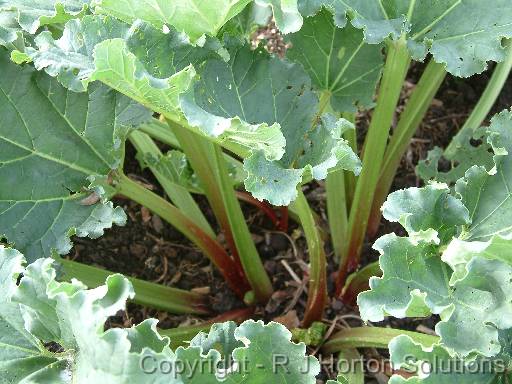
[[69, 33, 512, 382]]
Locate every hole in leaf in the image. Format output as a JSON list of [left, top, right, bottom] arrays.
[[469, 138, 482, 147]]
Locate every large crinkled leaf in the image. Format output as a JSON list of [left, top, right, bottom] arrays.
[[0, 0, 89, 34], [287, 8, 384, 112], [175, 320, 320, 383], [244, 113, 360, 205], [381, 183, 469, 244], [416, 127, 497, 186], [360, 111, 512, 358], [0, 247, 181, 383], [0, 10, 26, 50], [0, 52, 150, 261], [298, 0, 512, 77], [2, 248, 325, 383], [417, 110, 512, 240], [24, 15, 131, 92], [23, 16, 284, 162], [0, 247, 59, 384], [388, 335, 500, 383], [93, 0, 252, 43], [357, 234, 450, 322], [442, 234, 512, 283], [455, 111, 512, 241], [255, 0, 303, 34], [187, 43, 359, 205], [91, 37, 196, 117], [359, 234, 512, 357]]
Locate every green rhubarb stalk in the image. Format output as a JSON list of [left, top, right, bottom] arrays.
[[170, 124, 252, 294], [326, 170, 348, 263], [323, 327, 439, 354], [337, 37, 411, 295], [445, 39, 512, 157], [114, 172, 248, 298], [129, 130, 214, 236], [212, 144, 273, 303], [367, 60, 447, 239], [140, 118, 244, 177], [292, 190, 327, 327], [141, 118, 303, 224], [58, 257, 210, 315], [340, 260, 382, 305], [139, 118, 181, 148]]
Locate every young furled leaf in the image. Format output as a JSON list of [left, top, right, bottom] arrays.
[[298, 0, 512, 77], [287, 8, 384, 112], [0, 52, 149, 261], [92, 0, 252, 43]]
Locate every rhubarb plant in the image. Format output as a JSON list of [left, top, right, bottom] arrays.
[[2, 1, 512, 382]]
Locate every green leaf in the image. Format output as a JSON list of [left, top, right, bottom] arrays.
[[287, 8, 383, 112], [416, 110, 512, 241], [358, 110, 512, 358], [442, 234, 512, 283], [91, 37, 196, 116], [0, 10, 25, 50], [0, 52, 150, 261], [180, 41, 360, 205], [416, 131, 496, 186], [25, 15, 131, 92], [455, 111, 512, 241], [178, 42, 287, 162], [0, 247, 59, 384], [220, 2, 272, 38], [0, 0, 89, 34], [23, 16, 284, 162], [255, 0, 303, 33], [381, 183, 469, 244], [388, 335, 499, 383], [245, 113, 360, 205], [175, 320, 320, 383], [359, 231, 512, 357], [0, 246, 183, 383], [1, 247, 329, 382], [139, 149, 203, 194], [298, 0, 512, 77], [93, 0, 252, 43], [357, 234, 449, 322]]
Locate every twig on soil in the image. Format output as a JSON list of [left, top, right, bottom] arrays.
[[154, 255, 168, 284], [281, 259, 302, 284]]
